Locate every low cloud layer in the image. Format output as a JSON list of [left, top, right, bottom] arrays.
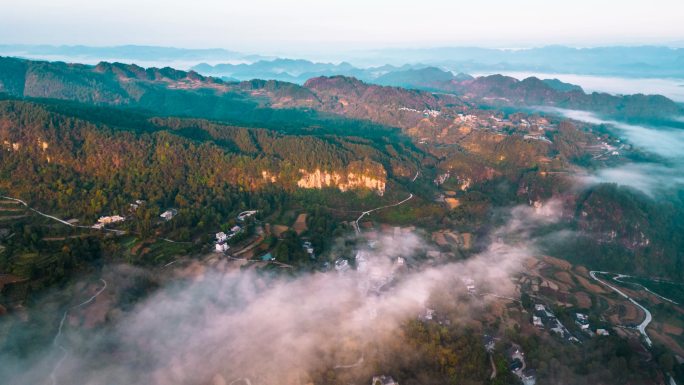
[[3, 201, 563, 385], [542, 107, 684, 195]]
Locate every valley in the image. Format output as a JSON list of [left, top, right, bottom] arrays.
[[0, 54, 683, 385]]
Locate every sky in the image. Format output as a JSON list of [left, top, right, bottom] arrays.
[[2, 0, 684, 55]]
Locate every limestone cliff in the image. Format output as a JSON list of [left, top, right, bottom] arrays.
[[295, 161, 387, 195]]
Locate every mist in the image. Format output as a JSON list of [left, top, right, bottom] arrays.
[[543, 108, 684, 195], [2, 201, 564, 385]]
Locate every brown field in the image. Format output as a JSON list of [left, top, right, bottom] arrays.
[[272, 225, 290, 238], [444, 197, 460, 209], [575, 292, 592, 308], [576, 275, 607, 294], [554, 271, 574, 285], [651, 329, 684, 357], [663, 323, 684, 336], [542, 256, 572, 270], [292, 213, 308, 235], [620, 303, 642, 324], [574, 265, 589, 277]]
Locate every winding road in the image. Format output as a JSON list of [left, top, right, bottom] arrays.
[[1, 195, 125, 234], [613, 274, 679, 305], [353, 194, 414, 234], [589, 271, 653, 347], [49, 279, 107, 385]]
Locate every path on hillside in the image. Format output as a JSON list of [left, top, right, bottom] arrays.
[[489, 354, 497, 380], [0, 195, 191, 242], [612, 274, 679, 305], [0, 195, 125, 234], [590, 271, 653, 347], [334, 354, 364, 369], [49, 279, 107, 385], [353, 193, 414, 234]]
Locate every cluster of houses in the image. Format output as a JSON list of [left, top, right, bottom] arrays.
[[213, 211, 258, 253], [575, 312, 610, 337], [214, 225, 243, 252], [532, 304, 578, 343], [302, 241, 314, 257], [507, 344, 536, 385], [463, 277, 476, 294], [129, 199, 145, 211], [398, 106, 441, 118], [93, 201, 178, 229]]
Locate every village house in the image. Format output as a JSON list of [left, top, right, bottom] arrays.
[[575, 313, 590, 330], [160, 209, 177, 221], [237, 210, 257, 221], [335, 258, 350, 272], [302, 241, 314, 256], [372, 375, 398, 385], [97, 215, 125, 225], [532, 315, 544, 328]]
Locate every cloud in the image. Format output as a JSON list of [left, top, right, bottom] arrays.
[[545, 108, 684, 161], [537, 107, 684, 195], [2, 202, 563, 385], [577, 163, 684, 196]]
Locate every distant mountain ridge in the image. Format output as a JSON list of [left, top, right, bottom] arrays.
[[0, 56, 680, 127]]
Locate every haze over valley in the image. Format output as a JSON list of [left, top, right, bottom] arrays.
[[1, 1, 684, 385]]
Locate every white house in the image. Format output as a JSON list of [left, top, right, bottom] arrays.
[[160, 209, 177, 221], [237, 210, 257, 221], [215, 242, 229, 252], [216, 232, 228, 243], [335, 258, 350, 272], [372, 375, 398, 385], [97, 215, 125, 224], [532, 316, 544, 328]]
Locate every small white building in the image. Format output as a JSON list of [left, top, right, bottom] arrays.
[[215, 242, 229, 252], [160, 209, 177, 221], [335, 258, 350, 272], [216, 232, 228, 243], [302, 241, 314, 255], [596, 329, 610, 336], [237, 210, 257, 221], [532, 316, 543, 328]]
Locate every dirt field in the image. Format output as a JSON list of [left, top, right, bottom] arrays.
[[663, 323, 684, 336], [575, 275, 607, 294], [575, 292, 592, 308], [554, 271, 574, 285], [542, 256, 572, 270], [651, 329, 684, 357], [272, 225, 290, 238], [292, 213, 308, 235]]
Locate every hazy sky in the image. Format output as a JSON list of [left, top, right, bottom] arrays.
[[2, 0, 684, 54]]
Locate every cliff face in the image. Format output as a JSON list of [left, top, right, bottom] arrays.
[[295, 161, 387, 195]]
